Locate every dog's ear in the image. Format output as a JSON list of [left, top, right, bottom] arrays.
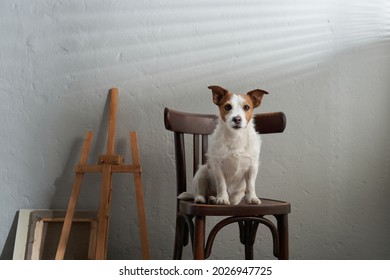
[[208, 85, 229, 105], [247, 89, 268, 108]]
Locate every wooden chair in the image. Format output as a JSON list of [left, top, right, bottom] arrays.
[[164, 107, 291, 260]]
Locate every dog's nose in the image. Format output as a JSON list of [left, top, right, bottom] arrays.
[[232, 116, 242, 125]]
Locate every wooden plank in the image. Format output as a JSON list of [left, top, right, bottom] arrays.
[[42, 218, 94, 223], [75, 165, 103, 173], [112, 165, 142, 173], [130, 131, 150, 260], [75, 164, 141, 173], [13, 209, 33, 260], [98, 154, 123, 165], [106, 88, 118, 155], [95, 164, 112, 259], [31, 220, 44, 260], [88, 220, 98, 260]]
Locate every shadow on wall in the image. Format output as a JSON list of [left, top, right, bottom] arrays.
[[0, 212, 18, 259], [49, 94, 112, 210]]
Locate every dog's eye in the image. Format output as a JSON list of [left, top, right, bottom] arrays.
[[243, 105, 251, 111], [224, 104, 232, 111]]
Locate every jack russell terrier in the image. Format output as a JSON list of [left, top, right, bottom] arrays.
[[179, 85, 268, 205]]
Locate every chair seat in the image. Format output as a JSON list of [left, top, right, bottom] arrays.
[[179, 198, 291, 217]]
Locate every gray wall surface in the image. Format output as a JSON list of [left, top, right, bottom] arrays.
[[1, 0, 389, 259]]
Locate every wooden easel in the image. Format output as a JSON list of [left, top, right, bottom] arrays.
[[55, 88, 150, 260]]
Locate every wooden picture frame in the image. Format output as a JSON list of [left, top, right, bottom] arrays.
[[14, 210, 98, 260]]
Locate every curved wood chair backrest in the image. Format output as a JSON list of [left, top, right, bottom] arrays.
[[164, 108, 286, 135]]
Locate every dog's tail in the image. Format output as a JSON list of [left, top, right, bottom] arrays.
[[177, 192, 194, 200]]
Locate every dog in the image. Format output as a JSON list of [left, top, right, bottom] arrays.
[[178, 85, 268, 205]]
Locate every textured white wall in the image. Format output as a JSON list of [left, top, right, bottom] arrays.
[[1, 0, 389, 259]]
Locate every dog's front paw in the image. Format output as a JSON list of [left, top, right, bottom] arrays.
[[216, 193, 230, 205], [245, 195, 262, 205], [208, 196, 217, 204], [195, 195, 206, 204]]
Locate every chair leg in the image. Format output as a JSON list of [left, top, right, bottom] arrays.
[[276, 214, 289, 260], [173, 214, 185, 260], [239, 221, 259, 260], [244, 244, 254, 260], [193, 216, 206, 260]]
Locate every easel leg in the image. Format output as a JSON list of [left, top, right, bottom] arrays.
[[94, 88, 117, 259], [95, 164, 112, 260], [55, 131, 94, 260], [130, 132, 150, 260]]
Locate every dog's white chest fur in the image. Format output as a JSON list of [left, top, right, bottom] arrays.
[[205, 121, 261, 204], [209, 122, 260, 179]]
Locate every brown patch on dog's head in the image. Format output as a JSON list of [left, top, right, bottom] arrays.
[[208, 85, 233, 122], [240, 94, 256, 124], [208, 85, 230, 106], [242, 89, 268, 124]]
